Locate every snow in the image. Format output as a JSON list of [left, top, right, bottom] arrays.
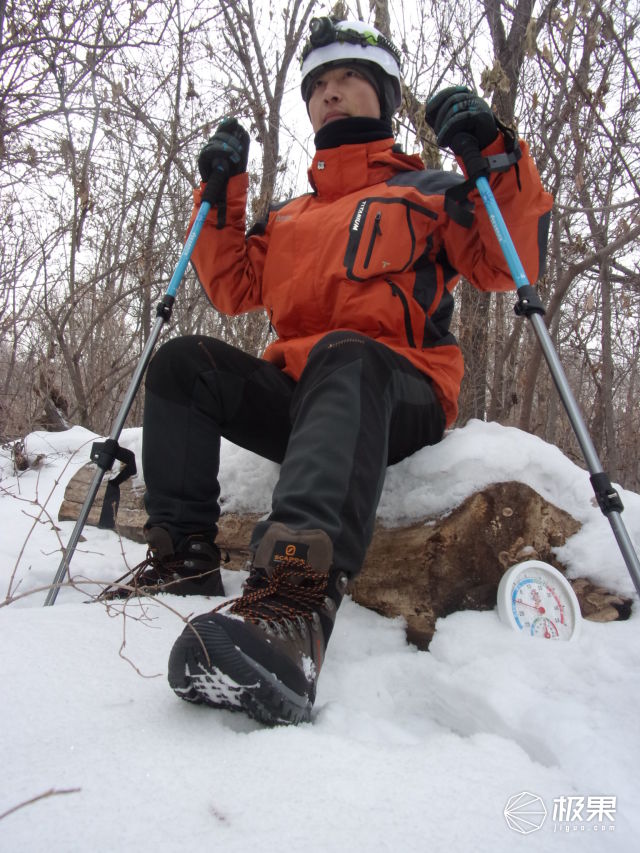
[[1, 419, 639, 851]]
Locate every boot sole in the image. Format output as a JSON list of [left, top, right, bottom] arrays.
[[168, 619, 312, 726]]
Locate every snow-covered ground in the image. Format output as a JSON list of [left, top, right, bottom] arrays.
[[1, 420, 639, 851]]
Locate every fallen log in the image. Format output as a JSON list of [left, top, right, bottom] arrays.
[[59, 463, 632, 648]]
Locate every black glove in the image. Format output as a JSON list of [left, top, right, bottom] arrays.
[[425, 86, 498, 154], [197, 118, 250, 228], [198, 117, 250, 183]]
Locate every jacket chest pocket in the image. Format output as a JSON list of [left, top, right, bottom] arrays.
[[343, 197, 438, 282]]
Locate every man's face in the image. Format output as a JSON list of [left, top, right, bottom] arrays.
[[307, 65, 381, 133]]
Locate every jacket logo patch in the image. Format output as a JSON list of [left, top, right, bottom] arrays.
[[352, 201, 367, 233]]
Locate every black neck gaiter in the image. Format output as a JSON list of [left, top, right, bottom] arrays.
[[314, 116, 394, 150]]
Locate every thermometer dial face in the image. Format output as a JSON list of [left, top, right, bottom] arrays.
[[497, 560, 581, 641]]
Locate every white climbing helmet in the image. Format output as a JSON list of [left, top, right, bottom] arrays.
[[300, 18, 403, 118]]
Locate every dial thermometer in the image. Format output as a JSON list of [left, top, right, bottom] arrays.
[[497, 560, 581, 641]]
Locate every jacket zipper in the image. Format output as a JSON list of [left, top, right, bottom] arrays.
[[386, 279, 416, 348], [363, 211, 382, 269]]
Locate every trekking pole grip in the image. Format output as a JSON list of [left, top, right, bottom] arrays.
[[200, 160, 231, 229], [451, 132, 489, 182]]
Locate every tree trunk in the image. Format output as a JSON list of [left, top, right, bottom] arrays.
[[457, 289, 492, 422]]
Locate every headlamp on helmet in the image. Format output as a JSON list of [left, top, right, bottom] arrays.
[[302, 17, 402, 66]]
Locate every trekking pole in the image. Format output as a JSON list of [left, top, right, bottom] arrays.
[[452, 132, 640, 597], [44, 175, 222, 606]]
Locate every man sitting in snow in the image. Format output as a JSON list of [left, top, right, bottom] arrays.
[[102, 17, 553, 725]]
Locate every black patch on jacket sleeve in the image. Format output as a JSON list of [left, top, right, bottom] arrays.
[[387, 169, 465, 196]]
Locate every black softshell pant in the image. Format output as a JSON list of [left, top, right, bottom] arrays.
[[142, 331, 446, 577]]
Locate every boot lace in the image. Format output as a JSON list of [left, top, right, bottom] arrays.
[[215, 556, 328, 624], [97, 550, 196, 600]]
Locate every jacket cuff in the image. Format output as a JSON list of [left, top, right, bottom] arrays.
[[192, 172, 249, 224]]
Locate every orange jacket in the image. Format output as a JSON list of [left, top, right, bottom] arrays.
[[188, 135, 553, 426]]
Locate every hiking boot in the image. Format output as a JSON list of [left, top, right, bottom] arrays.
[[97, 527, 225, 600], [167, 522, 348, 726]]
